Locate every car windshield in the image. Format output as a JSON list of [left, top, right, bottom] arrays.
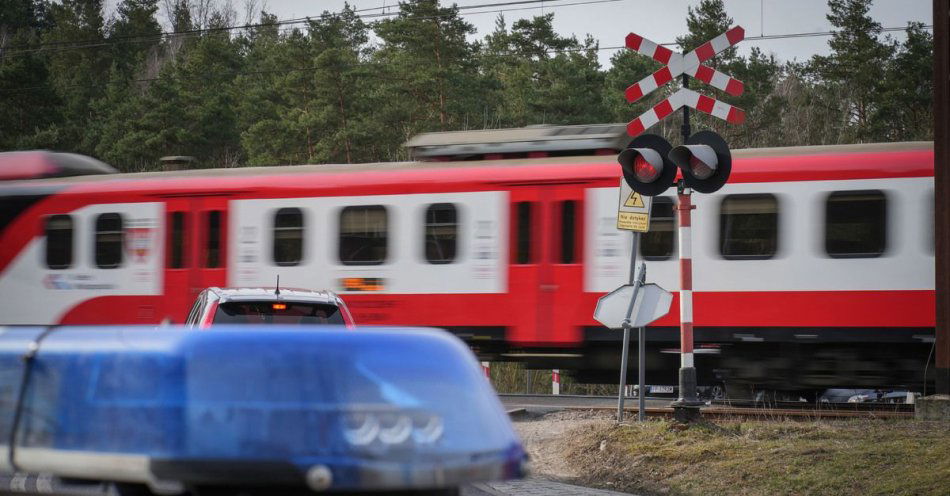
[[213, 301, 345, 325]]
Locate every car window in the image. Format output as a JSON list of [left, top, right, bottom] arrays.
[[213, 301, 345, 325]]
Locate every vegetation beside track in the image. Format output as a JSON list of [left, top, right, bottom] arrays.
[[562, 418, 950, 495], [488, 361, 617, 395]]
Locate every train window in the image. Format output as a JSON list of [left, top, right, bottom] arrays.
[[424, 203, 457, 264], [339, 206, 388, 265], [719, 194, 779, 259], [167, 212, 186, 268], [825, 190, 887, 258], [205, 211, 222, 268], [514, 202, 533, 264], [641, 197, 675, 260], [45, 215, 73, 269], [273, 208, 304, 266], [95, 213, 123, 268], [559, 201, 577, 264]]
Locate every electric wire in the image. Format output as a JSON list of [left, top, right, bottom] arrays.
[[0, 0, 592, 56], [0, 0, 933, 95], [0, 21, 932, 95]]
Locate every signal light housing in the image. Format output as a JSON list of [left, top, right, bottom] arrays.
[[618, 134, 676, 196], [668, 130, 732, 194]]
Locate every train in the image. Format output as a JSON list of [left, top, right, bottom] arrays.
[[0, 124, 936, 396]]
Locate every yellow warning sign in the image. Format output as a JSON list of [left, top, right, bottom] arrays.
[[617, 178, 652, 232], [624, 191, 645, 208], [617, 212, 650, 232]]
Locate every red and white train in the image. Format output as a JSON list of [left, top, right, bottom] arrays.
[[0, 125, 936, 394]]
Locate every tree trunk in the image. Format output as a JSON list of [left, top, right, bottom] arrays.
[[433, 19, 447, 129], [336, 69, 352, 163]]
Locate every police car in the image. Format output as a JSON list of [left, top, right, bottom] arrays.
[[185, 286, 356, 329]]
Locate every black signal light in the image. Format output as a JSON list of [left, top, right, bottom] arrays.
[[668, 130, 732, 194], [617, 134, 677, 196]]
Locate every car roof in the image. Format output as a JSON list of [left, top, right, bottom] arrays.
[[207, 287, 340, 305]]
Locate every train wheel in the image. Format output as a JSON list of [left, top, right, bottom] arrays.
[[111, 483, 157, 496], [706, 384, 725, 401], [724, 382, 755, 401]]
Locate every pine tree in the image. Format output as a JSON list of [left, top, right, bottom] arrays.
[[809, 0, 896, 142], [41, 0, 110, 154], [373, 0, 480, 156], [304, 5, 375, 163], [875, 22, 933, 141], [669, 0, 783, 148], [480, 13, 606, 127], [235, 12, 310, 165], [0, 0, 62, 150], [108, 0, 161, 77]]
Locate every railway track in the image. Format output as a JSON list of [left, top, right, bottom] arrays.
[[499, 394, 914, 419]]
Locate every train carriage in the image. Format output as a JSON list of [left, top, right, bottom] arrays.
[[0, 125, 936, 394]]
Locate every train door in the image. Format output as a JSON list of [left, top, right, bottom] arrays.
[[193, 196, 229, 295], [162, 196, 229, 322], [507, 187, 548, 344], [507, 185, 586, 346], [163, 197, 194, 322], [546, 186, 585, 345]]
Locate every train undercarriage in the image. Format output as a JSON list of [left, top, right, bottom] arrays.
[[454, 326, 936, 399]]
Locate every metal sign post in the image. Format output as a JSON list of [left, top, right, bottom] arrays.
[[618, 179, 646, 423], [616, 257, 644, 422], [595, 180, 674, 423]]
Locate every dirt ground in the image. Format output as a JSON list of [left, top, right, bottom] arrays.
[[511, 410, 617, 483]]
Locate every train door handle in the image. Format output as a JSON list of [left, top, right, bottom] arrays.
[[540, 284, 559, 292]]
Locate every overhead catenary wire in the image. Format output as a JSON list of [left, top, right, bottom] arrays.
[[0, 21, 934, 95], [9, 0, 929, 58], [0, 0, 934, 96], [0, 0, 598, 57]]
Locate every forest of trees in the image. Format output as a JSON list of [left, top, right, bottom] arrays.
[[0, 0, 935, 171]]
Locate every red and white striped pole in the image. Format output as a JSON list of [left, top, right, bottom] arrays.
[[671, 73, 702, 418], [673, 186, 702, 413], [481, 361, 491, 379], [552, 369, 561, 395], [678, 191, 695, 373]]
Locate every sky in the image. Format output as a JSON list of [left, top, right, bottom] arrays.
[[143, 0, 934, 67]]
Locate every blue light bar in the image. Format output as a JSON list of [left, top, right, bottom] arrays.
[[0, 326, 526, 492]]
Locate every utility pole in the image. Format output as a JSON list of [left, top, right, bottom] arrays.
[[933, 0, 949, 395]]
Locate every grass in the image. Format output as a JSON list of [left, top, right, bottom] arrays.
[[562, 418, 950, 495], [487, 361, 617, 395]]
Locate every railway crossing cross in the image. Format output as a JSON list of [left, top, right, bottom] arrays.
[[624, 27, 746, 136], [616, 26, 747, 422]]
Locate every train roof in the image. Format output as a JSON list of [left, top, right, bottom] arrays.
[[0, 151, 117, 181], [0, 141, 933, 194], [404, 123, 630, 159]]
